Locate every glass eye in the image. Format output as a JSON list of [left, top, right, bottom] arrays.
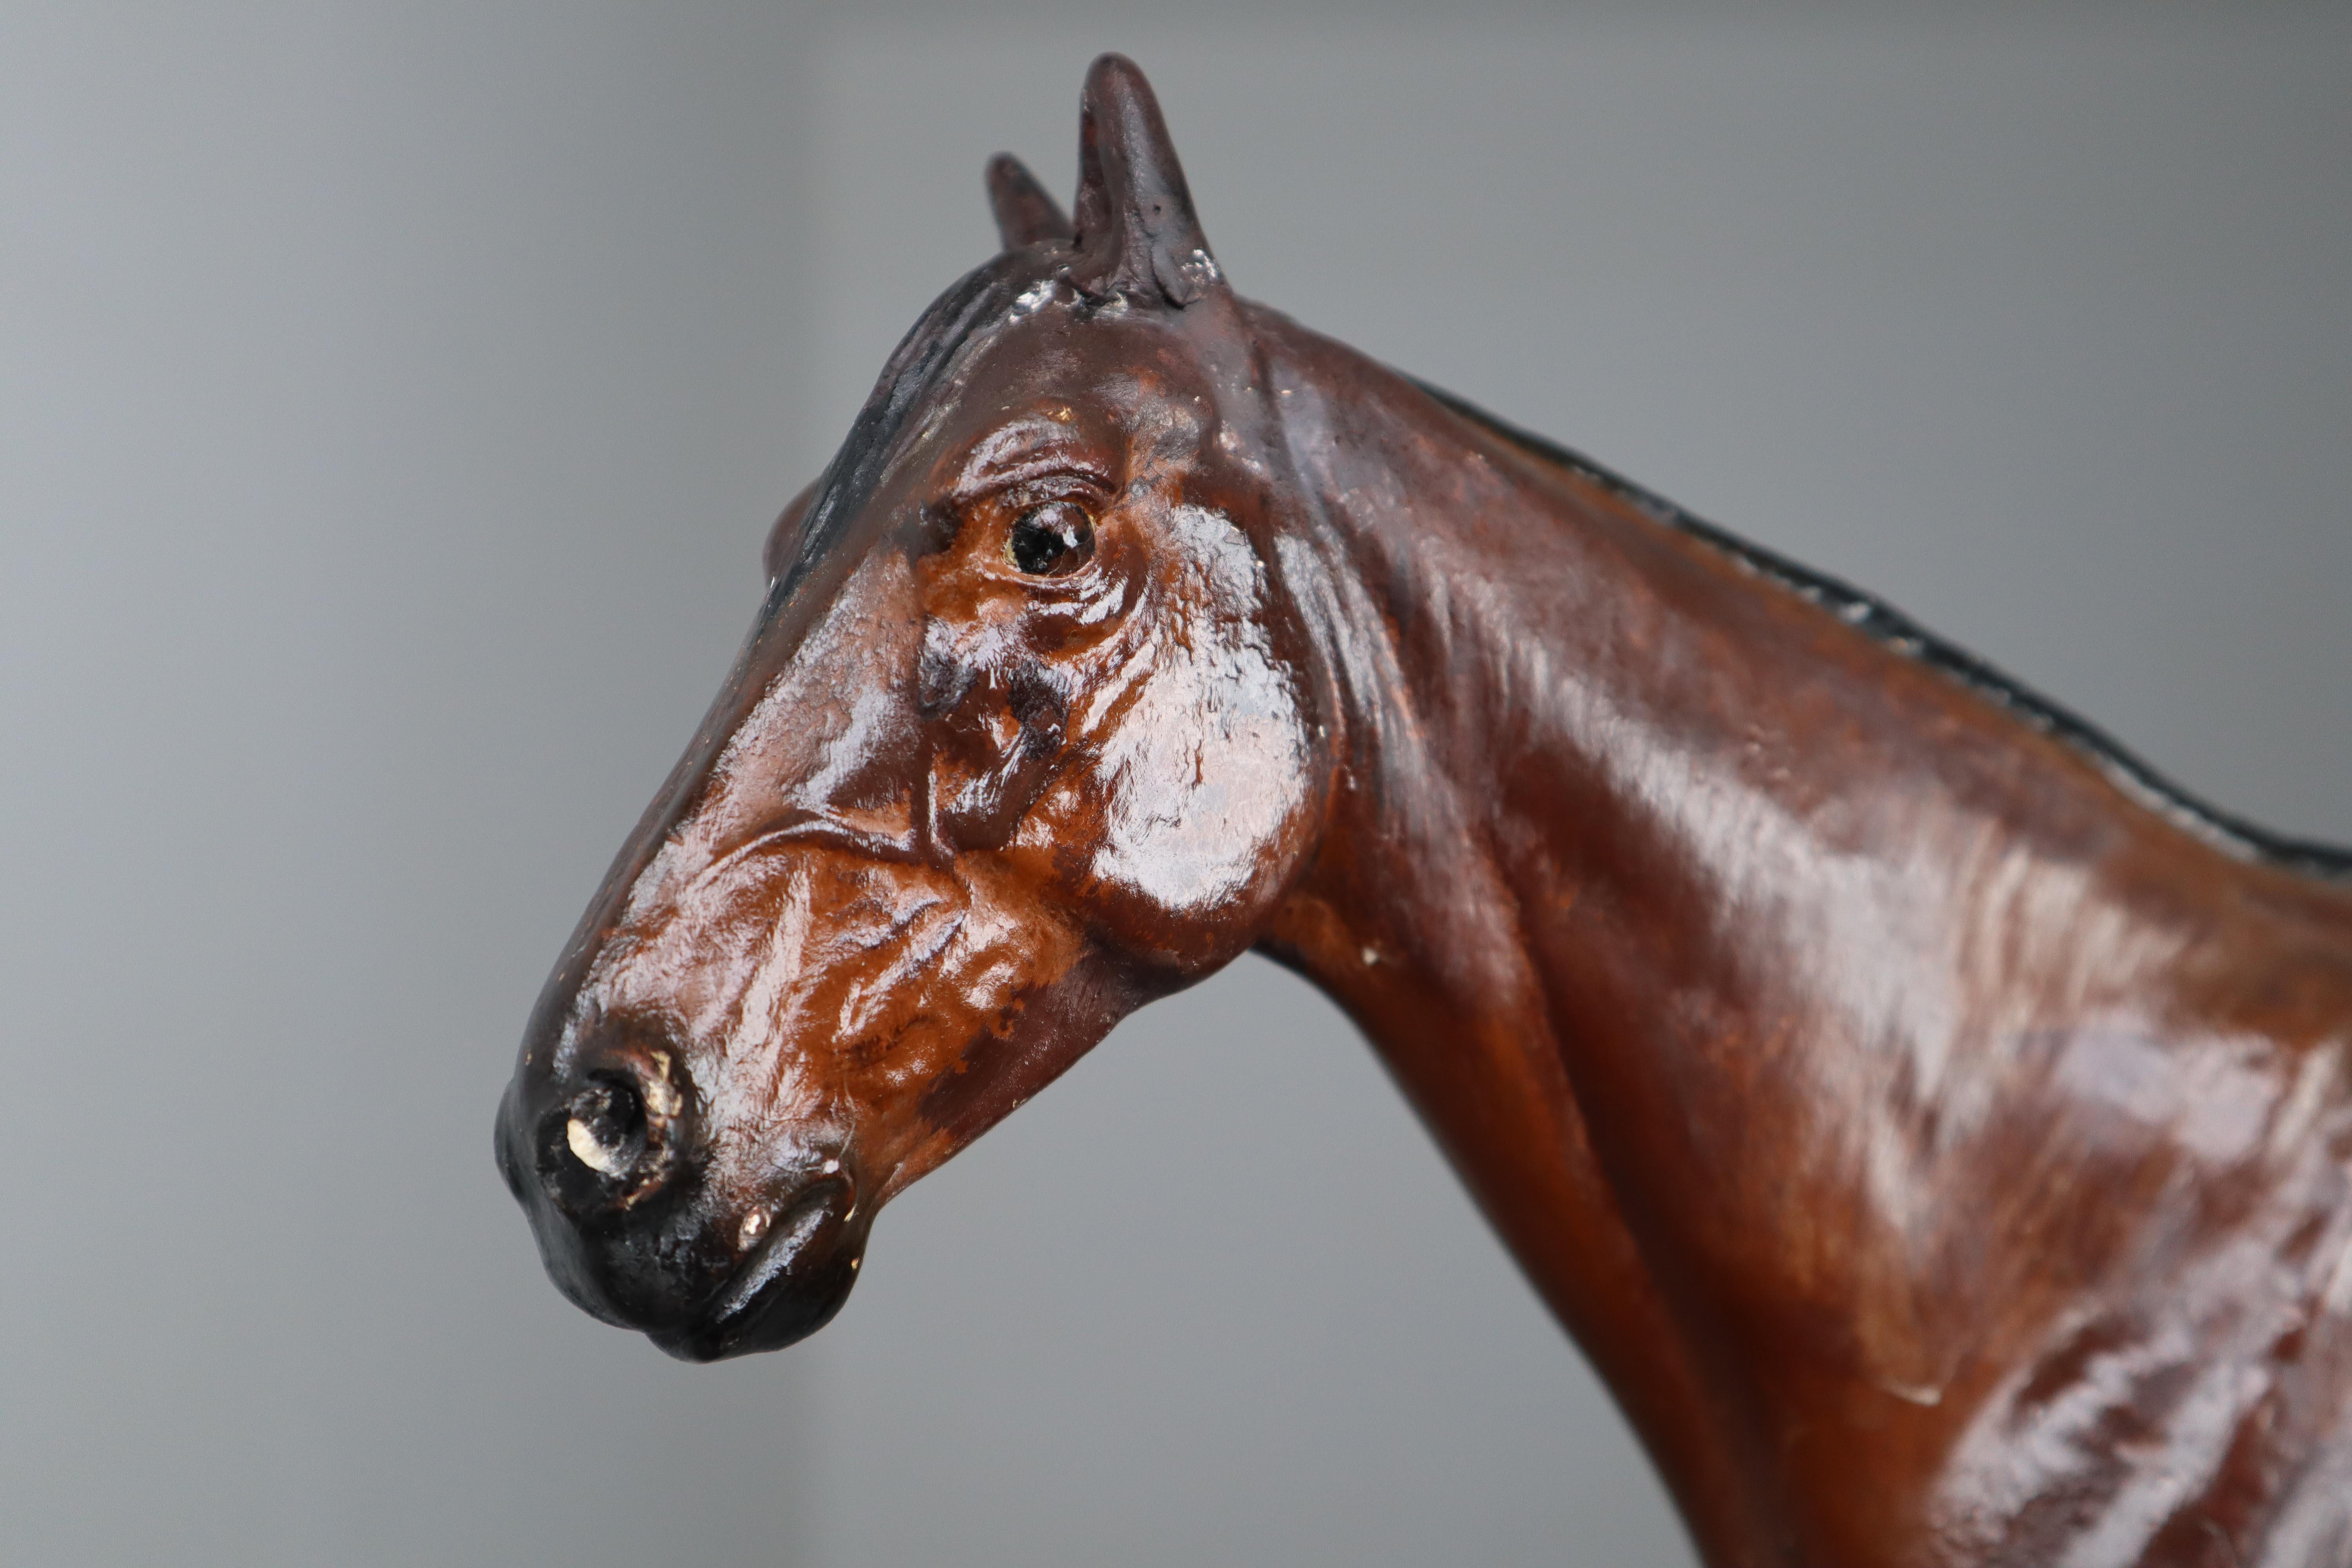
[[1006, 501, 1095, 577]]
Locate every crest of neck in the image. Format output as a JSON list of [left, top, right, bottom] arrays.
[[1246, 307, 2352, 1563]]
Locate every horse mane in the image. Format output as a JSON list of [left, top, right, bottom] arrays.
[[770, 254, 1040, 611], [771, 249, 2351, 884], [1410, 376, 2352, 883]]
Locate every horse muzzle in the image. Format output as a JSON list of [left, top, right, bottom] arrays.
[[495, 1044, 869, 1361], [647, 1173, 866, 1362]]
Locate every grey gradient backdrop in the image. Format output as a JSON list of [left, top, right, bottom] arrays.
[[5, 5, 2348, 1564]]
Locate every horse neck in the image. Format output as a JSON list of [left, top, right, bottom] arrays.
[[1246, 310, 2352, 1560]]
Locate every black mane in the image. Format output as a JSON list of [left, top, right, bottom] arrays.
[[766, 251, 2349, 883], [1413, 377, 2352, 883], [768, 252, 1042, 613]]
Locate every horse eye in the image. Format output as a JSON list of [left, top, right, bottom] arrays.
[[1006, 501, 1095, 577]]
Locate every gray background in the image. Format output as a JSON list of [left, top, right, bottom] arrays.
[[5, 4, 2348, 1564]]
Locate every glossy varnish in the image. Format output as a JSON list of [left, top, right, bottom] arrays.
[[497, 56, 2352, 1566]]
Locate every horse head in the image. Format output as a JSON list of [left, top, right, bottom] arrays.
[[496, 56, 1330, 1361]]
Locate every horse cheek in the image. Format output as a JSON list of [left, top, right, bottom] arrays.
[[1076, 631, 1317, 971]]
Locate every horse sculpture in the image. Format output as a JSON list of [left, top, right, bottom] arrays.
[[497, 55, 2352, 1566]]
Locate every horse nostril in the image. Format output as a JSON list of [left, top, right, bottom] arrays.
[[564, 1076, 646, 1178], [534, 1067, 677, 1218]]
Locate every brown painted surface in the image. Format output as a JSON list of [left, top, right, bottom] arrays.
[[497, 56, 2352, 1566]]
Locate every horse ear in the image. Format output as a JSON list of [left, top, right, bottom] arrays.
[[985, 153, 1073, 249], [1067, 54, 1223, 306]]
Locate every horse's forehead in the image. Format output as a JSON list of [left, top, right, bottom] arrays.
[[785, 283, 1233, 605], [951, 303, 1219, 427]]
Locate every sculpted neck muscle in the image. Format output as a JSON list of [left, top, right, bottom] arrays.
[[1250, 306, 2352, 1565]]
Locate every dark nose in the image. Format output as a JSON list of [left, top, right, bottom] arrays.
[[497, 1042, 870, 1352], [528, 1055, 688, 1222]]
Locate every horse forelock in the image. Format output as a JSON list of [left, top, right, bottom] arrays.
[[766, 250, 1054, 615]]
